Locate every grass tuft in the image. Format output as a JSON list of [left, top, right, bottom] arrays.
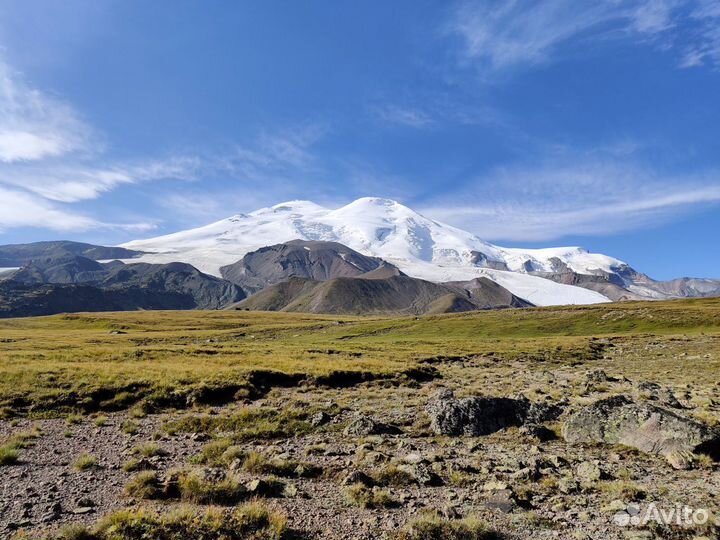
[[73, 453, 99, 471], [0, 445, 19, 466], [343, 483, 396, 509]]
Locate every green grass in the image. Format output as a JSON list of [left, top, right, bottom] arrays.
[[131, 442, 166, 458], [73, 453, 99, 471], [1, 298, 720, 416], [393, 513, 502, 540], [343, 483, 396, 509], [0, 445, 19, 465], [124, 471, 163, 499], [177, 469, 248, 505], [164, 407, 313, 441], [27, 503, 288, 540], [239, 451, 321, 478]]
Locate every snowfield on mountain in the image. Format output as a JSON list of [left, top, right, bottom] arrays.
[[120, 198, 627, 306]]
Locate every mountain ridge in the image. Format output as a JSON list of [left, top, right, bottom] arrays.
[[120, 197, 719, 306]]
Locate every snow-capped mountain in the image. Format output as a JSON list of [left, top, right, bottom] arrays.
[[120, 198, 634, 306]]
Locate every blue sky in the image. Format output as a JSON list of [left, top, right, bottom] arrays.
[[0, 0, 719, 280]]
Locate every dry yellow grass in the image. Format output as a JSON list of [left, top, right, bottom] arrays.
[[1, 298, 719, 416]]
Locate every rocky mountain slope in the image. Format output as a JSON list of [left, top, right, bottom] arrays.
[[121, 198, 720, 306], [219, 239, 398, 294], [0, 240, 144, 268], [0, 252, 244, 317], [232, 274, 530, 315]]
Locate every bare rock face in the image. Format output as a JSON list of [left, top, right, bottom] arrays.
[[426, 390, 562, 436], [562, 395, 720, 469]]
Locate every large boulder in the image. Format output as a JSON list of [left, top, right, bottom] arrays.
[[562, 395, 720, 469], [426, 389, 562, 436]]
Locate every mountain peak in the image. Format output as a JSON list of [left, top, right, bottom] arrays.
[[120, 197, 630, 306]]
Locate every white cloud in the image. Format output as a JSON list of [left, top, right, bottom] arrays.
[[0, 157, 201, 203], [680, 0, 720, 67], [375, 105, 434, 127], [229, 124, 326, 177], [448, 0, 720, 71], [422, 159, 720, 241], [0, 185, 155, 233], [0, 60, 93, 162], [0, 54, 207, 232]]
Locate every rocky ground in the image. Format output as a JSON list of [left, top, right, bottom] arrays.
[[2, 347, 720, 540]]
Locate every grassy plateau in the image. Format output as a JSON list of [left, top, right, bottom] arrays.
[[1, 297, 719, 416]]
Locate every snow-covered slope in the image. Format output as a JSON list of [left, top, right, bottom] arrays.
[[121, 198, 614, 306]]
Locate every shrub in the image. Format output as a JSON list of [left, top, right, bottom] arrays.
[[55, 524, 95, 540], [122, 458, 155, 473], [597, 480, 646, 501], [5, 427, 43, 449]]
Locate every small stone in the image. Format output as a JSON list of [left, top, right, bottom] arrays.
[[402, 453, 425, 464], [344, 416, 400, 436], [575, 461, 602, 483], [396, 463, 442, 486], [75, 497, 96, 508], [558, 476, 579, 494], [310, 411, 331, 427], [282, 483, 299, 498], [341, 471, 374, 487], [602, 499, 627, 513], [72, 507, 95, 515], [484, 489, 516, 514]]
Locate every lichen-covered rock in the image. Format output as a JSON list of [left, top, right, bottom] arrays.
[[426, 389, 562, 436], [395, 462, 442, 486], [634, 381, 682, 409], [343, 416, 401, 436], [562, 395, 720, 469]]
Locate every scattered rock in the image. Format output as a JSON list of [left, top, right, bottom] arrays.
[[575, 461, 602, 483], [634, 381, 682, 408], [341, 471, 375, 487], [310, 411, 331, 427], [562, 395, 720, 469], [426, 389, 562, 436], [245, 478, 284, 497], [484, 489, 517, 514], [519, 424, 557, 442], [344, 416, 401, 436], [395, 462, 442, 487], [71, 507, 95, 515]]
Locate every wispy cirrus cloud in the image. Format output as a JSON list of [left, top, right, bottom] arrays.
[[447, 0, 720, 71], [422, 157, 720, 241], [374, 104, 434, 128], [0, 55, 204, 232], [0, 60, 95, 162], [1, 157, 201, 203], [0, 185, 156, 233]]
